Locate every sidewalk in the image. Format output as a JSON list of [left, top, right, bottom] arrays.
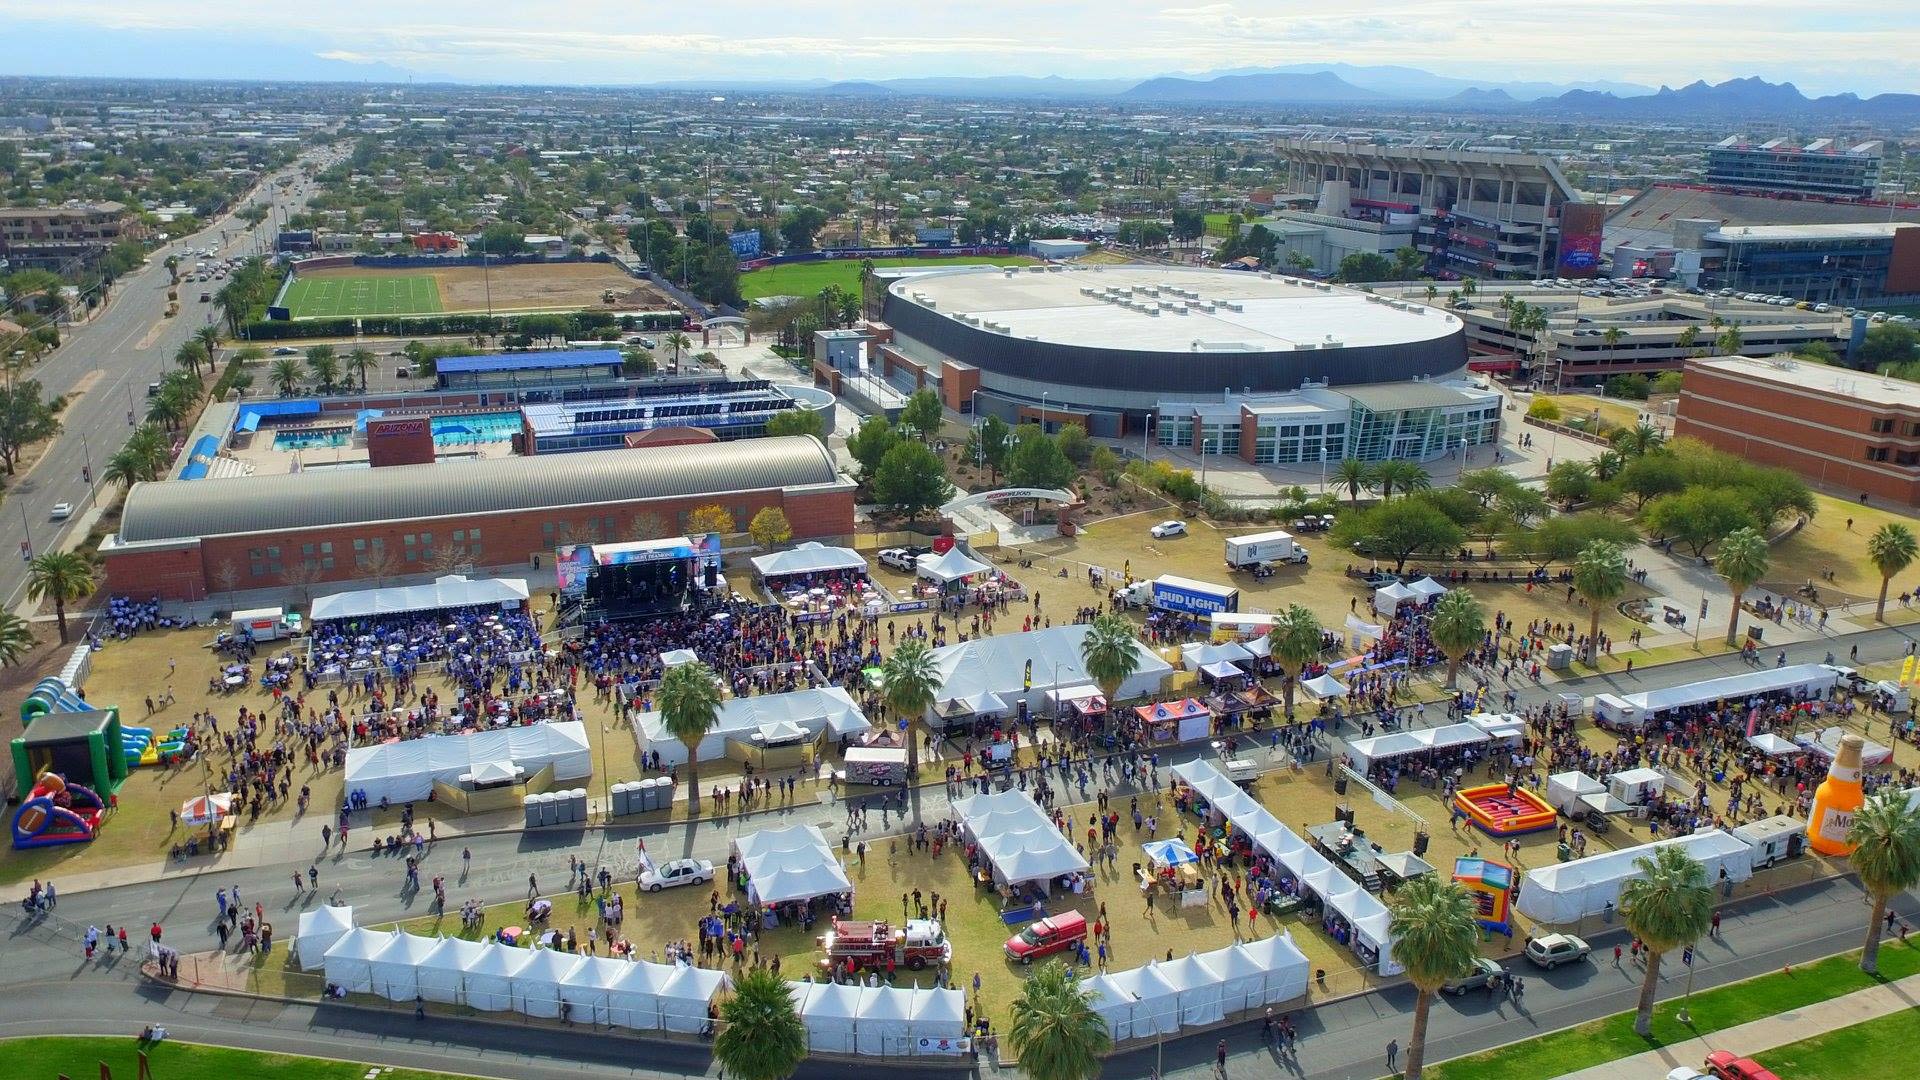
[[1553, 972, 1920, 1079]]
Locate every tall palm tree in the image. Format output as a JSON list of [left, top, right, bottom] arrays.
[[1428, 589, 1485, 690], [270, 356, 302, 396], [1334, 458, 1375, 506], [1602, 327, 1624, 351], [880, 637, 941, 828], [712, 968, 808, 1080], [1005, 960, 1111, 1080], [193, 324, 221, 373], [1714, 527, 1769, 646], [1592, 449, 1626, 482], [124, 425, 170, 480], [26, 551, 96, 645], [1079, 612, 1142, 702], [1268, 603, 1324, 718], [657, 660, 723, 816], [305, 345, 340, 393], [664, 331, 691, 370], [145, 388, 185, 431], [1388, 875, 1481, 1080], [1846, 790, 1920, 974], [1374, 460, 1431, 501], [1572, 540, 1628, 663], [0, 609, 36, 666], [1620, 845, 1715, 1037], [174, 340, 208, 379], [348, 347, 376, 391], [1867, 523, 1919, 623]]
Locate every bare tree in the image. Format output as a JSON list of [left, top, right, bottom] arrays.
[[359, 547, 402, 588], [280, 560, 327, 606], [425, 545, 472, 576], [626, 512, 665, 541], [213, 560, 241, 612]]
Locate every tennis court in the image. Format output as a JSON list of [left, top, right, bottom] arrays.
[[280, 274, 444, 318]]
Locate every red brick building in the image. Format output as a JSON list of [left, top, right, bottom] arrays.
[[101, 437, 854, 602], [1675, 356, 1920, 505]]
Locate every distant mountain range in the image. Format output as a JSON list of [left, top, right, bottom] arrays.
[[1121, 71, 1384, 104], [1538, 77, 1920, 120]]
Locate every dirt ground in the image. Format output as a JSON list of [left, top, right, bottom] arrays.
[[297, 262, 675, 316]]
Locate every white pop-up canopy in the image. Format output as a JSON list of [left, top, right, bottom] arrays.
[[366, 931, 440, 1002], [1746, 732, 1801, 756], [793, 979, 862, 1053], [345, 720, 591, 804], [1105, 963, 1179, 1037], [1408, 577, 1448, 599], [917, 547, 991, 584], [856, 984, 915, 1056], [321, 927, 395, 994], [514, 948, 585, 1018], [1180, 640, 1254, 671], [294, 904, 355, 970], [415, 936, 489, 1003], [1154, 955, 1226, 1027], [732, 825, 852, 904], [660, 648, 700, 668], [952, 787, 1089, 888], [461, 941, 535, 1012], [311, 574, 529, 623], [1374, 581, 1418, 616], [1517, 830, 1756, 924], [605, 960, 676, 1031], [556, 955, 636, 1026], [928, 624, 1171, 713], [911, 987, 968, 1049], [660, 964, 733, 1033], [1201, 932, 1311, 1012], [636, 686, 871, 769], [750, 542, 868, 580]]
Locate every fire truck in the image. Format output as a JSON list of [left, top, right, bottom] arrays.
[[818, 918, 952, 972]]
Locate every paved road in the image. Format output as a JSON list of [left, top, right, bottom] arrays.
[[0, 155, 325, 612]]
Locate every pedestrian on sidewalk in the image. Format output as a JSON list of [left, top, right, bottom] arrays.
[[1216, 1039, 1228, 1072], [1710, 911, 1721, 938], [1386, 1038, 1399, 1071]]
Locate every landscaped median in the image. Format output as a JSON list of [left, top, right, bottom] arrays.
[[1427, 940, 1919, 1080], [0, 1037, 467, 1080]]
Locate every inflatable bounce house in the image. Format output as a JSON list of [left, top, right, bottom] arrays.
[[12, 771, 106, 848], [1453, 782, 1557, 837], [22, 676, 177, 768], [1453, 857, 1516, 935]]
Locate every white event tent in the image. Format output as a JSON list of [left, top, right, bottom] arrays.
[[731, 824, 852, 904], [636, 686, 871, 769], [749, 542, 868, 580], [793, 980, 862, 1053], [344, 720, 591, 804], [311, 574, 529, 623], [1180, 640, 1254, 671], [660, 964, 734, 1032], [461, 941, 535, 1011], [1155, 955, 1226, 1027], [951, 788, 1089, 889], [928, 624, 1171, 713], [321, 927, 396, 994], [366, 931, 439, 1001], [1345, 722, 1519, 773], [917, 547, 991, 584], [855, 984, 915, 1055], [1373, 581, 1418, 616], [1517, 830, 1755, 924], [415, 936, 489, 1003], [1103, 963, 1180, 1038], [603, 959, 677, 1030], [1407, 577, 1449, 600], [1201, 934, 1311, 1012], [294, 904, 355, 970], [515, 948, 585, 1018], [555, 955, 634, 1025]]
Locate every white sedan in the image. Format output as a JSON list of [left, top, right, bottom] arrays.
[[1149, 520, 1188, 539], [639, 857, 715, 892]]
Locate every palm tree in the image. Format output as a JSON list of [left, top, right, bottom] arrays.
[[712, 968, 808, 1080], [1602, 327, 1624, 351], [349, 347, 377, 392], [26, 551, 96, 646], [1424, 283, 1438, 304], [881, 637, 941, 828], [270, 356, 302, 396], [305, 345, 340, 392], [1714, 527, 1769, 646], [1676, 324, 1699, 352], [1005, 960, 1111, 1080], [1428, 590, 1485, 690], [1572, 540, 1628, 663], [1611, 422, 1666, 458], [1592, 449, 1626, 481], [1867, 523, 1919, 622], [657, 660, 723, 816], [1079, 612, 1142, 701], [1374, 460, 1431, 501], [146, 387, 189, 431], [174, 340, 208, 379], [1620, 845, 1716, 1037], [1846, 790, 1920, 974], [0, 609, 36, 666], [124, 425, 170, 480], [1268, 603, 1324, 718], [1389, 874, 1481, 1080], [664, 331, 691, 370], [1459, 277, 1477, 298], [1333, 458, 1375, 506], [1715, 323, 1743, 356], [194, 324, 221, 372]]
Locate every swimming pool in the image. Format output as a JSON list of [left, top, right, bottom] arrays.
[[272, 427, 351, 451], [431, 412, 523, 446]]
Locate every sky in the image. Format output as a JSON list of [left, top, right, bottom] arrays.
[[0, 0, 1915, 96]]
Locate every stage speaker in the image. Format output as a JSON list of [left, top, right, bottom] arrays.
[[1412, 829, 1430, 857], [705, 563, 718, 589], [1333, 775, 1348, 796]]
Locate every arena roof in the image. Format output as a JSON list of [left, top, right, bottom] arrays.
[[1605, 184, 1920, 252], [437, 350, 622, 374], [115, 436, 844, 544], [891, 266, 1458, 353]]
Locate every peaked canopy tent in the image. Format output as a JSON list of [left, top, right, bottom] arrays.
[[1517, 830, 1756, 924], [1104, 963, 1180, 1038], [1373, 581, 1419, 616], [749, 542, 869, 580], [916, 547, 991, 585], [1206, 933, 1312, 1010], [731, 824, 852, 905], [1746, 732, 1801, 756], [1180, 640, 1254, 671], [460, 941, 536, 1012], [660, 964, 733, 1033], [556, 955, 636, 1026], [366, 931, 440, 1002], [1345, 722, 1518, 773], [294, 904, 356, 971], [345, 721, 592, 805], [415, 936, 490, 1003], [1081, 973, 1142, 1041], [793, 979, 862, 1053], [310, 575, 530, 623], [951, 788, 1089, 890], [321, 927, 396, 994], [855, 984, 916, 1056], [1133, 698, 1212, 743], [1303, 673, 1348, 699], [604, 959, 677, 1030], [927, 624, 1172, 714], [1407, 577, 1449, 600], [910, 986, 968, 1049], [635, 686, 871, 769], [1154, 956, 1226, 1027], [514, 947, 586, 1018]]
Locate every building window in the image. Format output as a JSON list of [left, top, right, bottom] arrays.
[[1871, 418, 1894, 433], [301, 543, 315, 557], [266, 546, 280, 559], [1866, 447, 1890, 462], [452, 530, 465, 542], [1897, 450, 1920, 467], [320, 542, 332, 554], [353, 538, 366, 552], [404, 549, 419, 562], [404, 534, 416, 546], [321, 557, 335, 571], [469, 528, 481, 541]]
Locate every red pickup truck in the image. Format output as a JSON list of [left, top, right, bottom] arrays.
[[1704, 1050, 1783, 1080]]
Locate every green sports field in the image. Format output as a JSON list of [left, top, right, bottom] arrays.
[[739, 254, 1038, 301], [280, 273, 443, 318]]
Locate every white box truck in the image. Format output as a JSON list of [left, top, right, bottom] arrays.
[[1731, 815, 1806, 869], [1115, 575, 1240, 616], [1224, 530, 1309, 570]]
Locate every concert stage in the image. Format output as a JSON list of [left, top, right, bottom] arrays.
[[556, 535, 723, 622]]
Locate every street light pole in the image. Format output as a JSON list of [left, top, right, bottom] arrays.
[[1040, 392, 1050, 435], [1676, 946, 1697, 1024]]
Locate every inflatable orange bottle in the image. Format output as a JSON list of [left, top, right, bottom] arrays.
[[1806, 733, 1866, 857]]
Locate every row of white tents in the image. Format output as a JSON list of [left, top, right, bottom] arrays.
[[784, 980, 968, 1056], [343, 720, 593, 805], [951, 788, 1090, 891], [1516, 830, 1757, 924], [1081, 935, 1312, 1041], [1172, 760, 1400, 975], [1343, 714, 1527, 773]]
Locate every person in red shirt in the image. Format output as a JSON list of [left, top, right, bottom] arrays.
[[149, 922, 162, 943]]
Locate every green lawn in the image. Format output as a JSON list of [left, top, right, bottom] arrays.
[[281, 274, 443, 319], [1204, 212, 1238, 238], [738, 254, 1036, 300], [1429, 941, 1920, 1080], [1764, 1007, 1916, 1078], [0, 1037, 472, 1080]]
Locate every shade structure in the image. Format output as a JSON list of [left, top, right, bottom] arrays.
[[1201, 660, 1244, 681], [1143, 838, 1199, 867], [1517, 830, 1756, 924], [1373, 580, 1418, 616], [345, 720, 591, 804], [1180, 640, 1253, 671], [366, 932, 439, 1002], [927, 624, 1172, 714], [1080, 972, 1140, 1040], [909, 987, 968, 1052], [1207, 932, 1312, 1010], [415, 936, 489, 1003], [636, 686, 871, 769], [460, 941, 535, 1012], [659, 648, 700, 668], [1746, 732, 1800, 756], [659, 963, 732, 1033], [180, 792, 233, 826], [1795, 726, 1894, 766], [951, 787, 1089, 888], [794, 979, 861, 1053], [732, 824, 851, 904], [1154, 955, 1225, 1027], [311, 574, 529, 623], [916, 547, 989, 584], [1133, 698, 1211, 742], [321, 927, 395, 994], [294, 904, 355, 971], [855, 984, 916, 1056], [1605, 663, 1837, 723], [1407, 576, 1448, 599], [1106, 963, 1179, 1037], [750, 541, 868, 579], [1303, 673, 1348, 699], [513, 947, 585, 1018], [605, 959, 676, 1030]]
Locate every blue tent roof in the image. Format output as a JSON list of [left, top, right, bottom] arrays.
[[235, 398, 321, 433], [437, 350, 620, 374], [178, 434, 221, 480]]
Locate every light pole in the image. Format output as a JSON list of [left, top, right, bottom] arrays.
[[1676, 944, 1697, 1024], [79, 433, 95, 511], [1040, 392, 1050, 435]]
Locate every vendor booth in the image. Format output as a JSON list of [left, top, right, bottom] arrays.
[[1133, 698, 1212, 743], [952, 788, 1090, 899], [749, 542, 868, 582], [294, 904, 356, 971], [1594, 664, 1838, 729], [1373, 581, 1418, 617], [635, 686, 871, 770], [321, 927, 396, 994], [1180, 640, 1255, 672], [916, 547, 991, 586], [311, 574, 529, 622], [1608, 767, 1665, 807], [1795, 726, 1895, 767], [1746, 732, 1801, 757], [1518, 830, 1755, 924], [928, 624, 1171, 715], [1407, 577, 1448, 602], [1142, 837, 1206, 905], [732, 824, 852, 906], [343, 721, 591, 807], [367, 931, 439, 1002]]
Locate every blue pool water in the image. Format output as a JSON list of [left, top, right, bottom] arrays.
[[272, 411, 522, 451], [273, 427, 350, 450]]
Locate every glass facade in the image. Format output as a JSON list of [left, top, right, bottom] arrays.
[[1346, 402, 1500, 461], [1158, 414, 1194, 448]]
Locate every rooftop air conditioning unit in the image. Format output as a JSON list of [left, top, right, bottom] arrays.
[[1295, 342, 1318, 351]]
